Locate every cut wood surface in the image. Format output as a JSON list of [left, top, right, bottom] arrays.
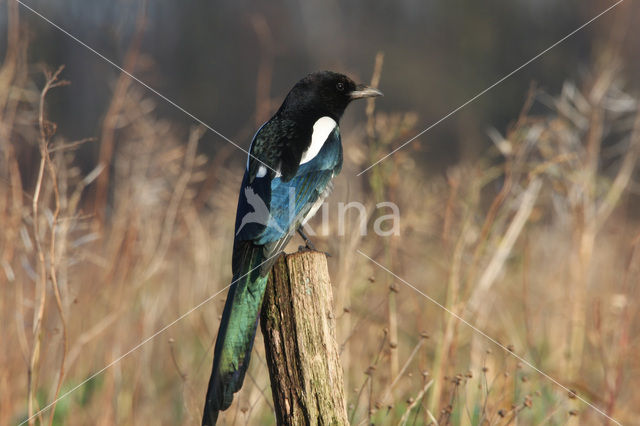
[[260, 250, 348, 425]]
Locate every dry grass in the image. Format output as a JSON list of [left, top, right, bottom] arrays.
[[2, 6, 640, 426]]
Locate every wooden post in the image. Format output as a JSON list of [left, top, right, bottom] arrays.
[[260, 251, 348, 425]]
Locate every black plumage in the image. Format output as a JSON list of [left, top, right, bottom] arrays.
[[202, 71, 382, 425]]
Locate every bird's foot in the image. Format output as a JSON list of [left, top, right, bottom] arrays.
[[297, 244, 332, 257], [297, 228, 316, 250], [305, 239, 317, 251], [297, 228, 331, 257]]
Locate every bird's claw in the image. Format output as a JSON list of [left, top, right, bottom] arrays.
[[297, 228, 317, 251], [297, 244, 332, 258]]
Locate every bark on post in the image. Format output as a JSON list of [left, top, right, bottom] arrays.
[[260, 251, 348, 425]]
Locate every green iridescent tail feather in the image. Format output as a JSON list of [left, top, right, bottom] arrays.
[[202, 243, 270, 426]]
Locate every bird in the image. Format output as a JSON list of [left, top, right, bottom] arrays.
[[201, 71, 382, 425]]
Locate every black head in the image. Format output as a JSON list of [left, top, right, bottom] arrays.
[[278, 71, 383, 122]]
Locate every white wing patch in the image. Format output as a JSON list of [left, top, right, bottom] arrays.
[[300, 116, 336, 165], [248, 117, 333, 177]]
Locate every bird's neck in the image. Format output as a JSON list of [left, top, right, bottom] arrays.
[[280, 108, 340, 130]]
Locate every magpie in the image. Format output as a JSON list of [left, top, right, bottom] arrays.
[[201, 71, 382, 425]]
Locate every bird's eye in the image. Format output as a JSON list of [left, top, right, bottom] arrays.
[[336, 82, 345, 91]]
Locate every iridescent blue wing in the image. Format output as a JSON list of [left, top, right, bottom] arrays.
[[234, 127, 342, 260]]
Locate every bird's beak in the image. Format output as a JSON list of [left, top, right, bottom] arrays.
[[349, 84, 383, 99]]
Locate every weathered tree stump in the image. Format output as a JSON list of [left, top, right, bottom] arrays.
[[260, 251, 348, 425]]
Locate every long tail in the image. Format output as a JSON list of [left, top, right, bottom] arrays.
[[202, 243, 270, 425]]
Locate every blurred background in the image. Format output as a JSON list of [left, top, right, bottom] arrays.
[[1, 0, 639, 424]]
